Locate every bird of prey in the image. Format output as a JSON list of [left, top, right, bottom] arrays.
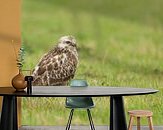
[[32, 35, 78, 86]]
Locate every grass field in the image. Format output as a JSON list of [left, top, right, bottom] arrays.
[[22, 0, 163, 126]]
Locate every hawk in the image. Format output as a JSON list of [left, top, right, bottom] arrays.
[[32, 35, 78, 86]]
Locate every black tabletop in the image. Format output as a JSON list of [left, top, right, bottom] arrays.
[[0, 86, 158, 97]]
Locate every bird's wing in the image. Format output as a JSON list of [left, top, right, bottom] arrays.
[[32, 47, 61, 85]]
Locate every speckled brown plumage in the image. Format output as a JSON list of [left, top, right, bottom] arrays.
[[32, 36, 78, 86]]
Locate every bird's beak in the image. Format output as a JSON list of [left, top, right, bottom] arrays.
[[71, 42, 77, 48]]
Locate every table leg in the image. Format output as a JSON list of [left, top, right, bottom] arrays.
[[0, 96, 18, 130], [110, 96, 127, 130]]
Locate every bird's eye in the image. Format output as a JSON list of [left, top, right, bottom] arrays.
[[65, 41, 71, 44]]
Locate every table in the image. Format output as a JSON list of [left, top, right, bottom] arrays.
[[0, 86, 158, 130]]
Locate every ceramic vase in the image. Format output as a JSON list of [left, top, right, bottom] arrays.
[[12, 71, 27, 91]]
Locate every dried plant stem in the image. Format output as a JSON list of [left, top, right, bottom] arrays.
[[11, 40, 18, 60]]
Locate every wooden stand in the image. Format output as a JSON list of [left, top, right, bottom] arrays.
[[128, 110, 154, 130]]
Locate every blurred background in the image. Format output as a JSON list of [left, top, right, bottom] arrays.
[[22, 0, 163, 126]]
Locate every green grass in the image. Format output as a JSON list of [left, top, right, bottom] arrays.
[[22, 0, 163, 126]]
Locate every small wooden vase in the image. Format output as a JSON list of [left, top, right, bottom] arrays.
[[12, 72, 27, 91]]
